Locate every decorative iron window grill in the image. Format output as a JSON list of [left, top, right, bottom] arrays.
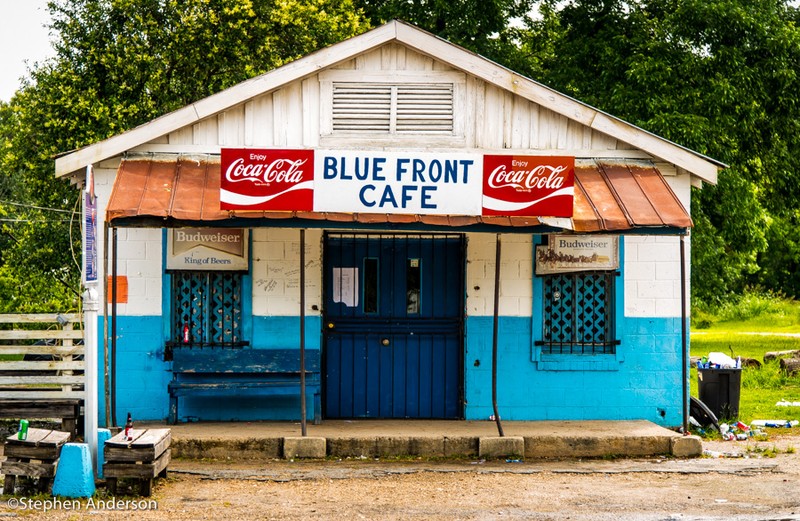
[[539, 271, 617, 354], [170, 271, 245, 348]]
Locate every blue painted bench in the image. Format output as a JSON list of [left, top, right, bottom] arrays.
[[167, 348, 321, 425]]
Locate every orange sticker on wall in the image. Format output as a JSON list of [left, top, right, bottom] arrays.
[[107, 275, 128, 304]]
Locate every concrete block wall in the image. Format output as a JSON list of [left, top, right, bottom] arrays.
[[251, 228, 323, 317], [466, 233, 532, 317], [464, 234, 686, 426], [624, 235, 688, 318]]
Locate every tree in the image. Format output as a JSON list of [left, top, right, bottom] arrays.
[[522, 0, 800, 302], [0, 0, 369, 311], [353, 0, 537, 73]]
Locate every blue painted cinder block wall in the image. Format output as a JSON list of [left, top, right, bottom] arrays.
[[463, 315, 686, 427], [97, 312, 685, 427]]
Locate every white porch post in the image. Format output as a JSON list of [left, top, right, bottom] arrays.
[[83, 287, 99, 474], [82, 164, 100, 475]]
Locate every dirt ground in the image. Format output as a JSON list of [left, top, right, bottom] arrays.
[[2, 434, 799, 521]]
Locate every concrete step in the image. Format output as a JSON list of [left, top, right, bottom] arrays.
[[137, 420, 700, 461]]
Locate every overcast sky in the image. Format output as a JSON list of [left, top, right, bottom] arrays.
[[0, 0, 53, 101]]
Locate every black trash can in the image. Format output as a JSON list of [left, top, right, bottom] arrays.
[[697, 368, 742, 420]]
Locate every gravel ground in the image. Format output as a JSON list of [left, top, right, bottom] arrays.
[[2, 433, 799, 520]]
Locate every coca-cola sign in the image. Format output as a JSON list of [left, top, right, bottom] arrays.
[[219, 148, 576, 217], [220, 148, 314, 211], [482, 155, 575, 217]]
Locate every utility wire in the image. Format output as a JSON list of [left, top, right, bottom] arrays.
[[0, 199, 79, 214]]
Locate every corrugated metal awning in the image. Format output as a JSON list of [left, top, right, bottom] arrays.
[[106, 155, 692, 233]]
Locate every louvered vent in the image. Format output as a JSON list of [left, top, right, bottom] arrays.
[[332, 83, 454, 134]]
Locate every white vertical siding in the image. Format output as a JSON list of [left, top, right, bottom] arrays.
[[147, 42, 639, 155]]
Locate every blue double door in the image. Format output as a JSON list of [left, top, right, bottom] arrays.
[[323, 233, 465, 419]]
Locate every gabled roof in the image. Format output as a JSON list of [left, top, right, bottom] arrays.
[[54, 20, 723, 184]]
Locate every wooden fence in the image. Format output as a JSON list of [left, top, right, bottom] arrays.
[[0, 313, 85, 400]]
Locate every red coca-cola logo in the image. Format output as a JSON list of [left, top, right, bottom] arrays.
[[482, 155, 575, 217], [220, 148, 314, 211]]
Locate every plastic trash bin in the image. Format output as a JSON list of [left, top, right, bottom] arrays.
[[697, 368, 742, 420]]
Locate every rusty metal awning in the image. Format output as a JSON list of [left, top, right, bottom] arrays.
[[106, 155, 692, 233]]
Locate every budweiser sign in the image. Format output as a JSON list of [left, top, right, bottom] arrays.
[[482, 155, 575, 217], [220, 148, 314, 211]]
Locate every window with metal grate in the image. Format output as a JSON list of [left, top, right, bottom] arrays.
[[539, 271, 617, 355], [170, 271, 245, 348]]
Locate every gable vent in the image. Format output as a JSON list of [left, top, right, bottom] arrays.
[[332, 83, 454, 134]]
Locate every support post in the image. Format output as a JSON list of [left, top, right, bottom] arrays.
[[492, 234, 504, 437], [680, 234, 689, 434], [300, 229, 307, 437], [83, 288, 99, 475], [111, 227, 118, 427], [103, 223, 110, 428]]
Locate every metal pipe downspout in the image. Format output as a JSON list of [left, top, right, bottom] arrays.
[[111, 227, 118, 427], [300, 229, 307, 437], [492, 234, 505, 437], [680, 234, 689, 434]]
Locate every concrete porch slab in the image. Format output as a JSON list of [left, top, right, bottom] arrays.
[[138, 420, 694, 461]]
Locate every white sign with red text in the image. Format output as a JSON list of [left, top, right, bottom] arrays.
[[220, 148, 574, 218]]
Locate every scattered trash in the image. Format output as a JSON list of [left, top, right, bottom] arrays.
[[703, 450, 744, 458], [505, 459, 522, 463], [489, 415, 501, 421], [697, 352, 740, 369], [775, 401, 800, 407], [751, 419, 799, 428]]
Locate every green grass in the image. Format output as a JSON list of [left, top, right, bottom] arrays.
[[690, 291, 800, 425]]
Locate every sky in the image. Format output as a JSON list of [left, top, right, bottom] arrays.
[[0, 0, 53, 101]]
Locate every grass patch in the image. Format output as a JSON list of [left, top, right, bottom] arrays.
[[691, 293, 800, 425], [693, 289, 800, 332], [690, 332, 800, 424]]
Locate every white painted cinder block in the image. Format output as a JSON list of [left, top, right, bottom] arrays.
[[624, 236, 688, 318], [251, 228, 323, 316], [117, 229, 163, 316], [466, 233, 532, 317]]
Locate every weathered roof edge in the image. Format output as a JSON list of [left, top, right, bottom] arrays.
[[54, 20, 724, 184]]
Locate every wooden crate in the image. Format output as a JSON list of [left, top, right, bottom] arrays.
[[103, 428, 171, 496], [2, 428, 71, 494]]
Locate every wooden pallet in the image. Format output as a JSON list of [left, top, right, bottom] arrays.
[[2, 428, 70, 494], [103, 428, 171, 496]]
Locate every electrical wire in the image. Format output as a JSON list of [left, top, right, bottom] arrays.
[[0, 199, 79, 214], [0, 218, 72, 223]]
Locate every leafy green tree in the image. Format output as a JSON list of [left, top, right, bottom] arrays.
[[353, 0, 536, 73], [0, 0, 369, 311], [522, 0, 800, 302]]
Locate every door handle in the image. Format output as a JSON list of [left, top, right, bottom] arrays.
[[381, 338, 390, 346]]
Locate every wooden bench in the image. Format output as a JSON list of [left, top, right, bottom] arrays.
[[2, 428, 71, 494], [167, 348, 321, 425], [104, 428, 171, 497]]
